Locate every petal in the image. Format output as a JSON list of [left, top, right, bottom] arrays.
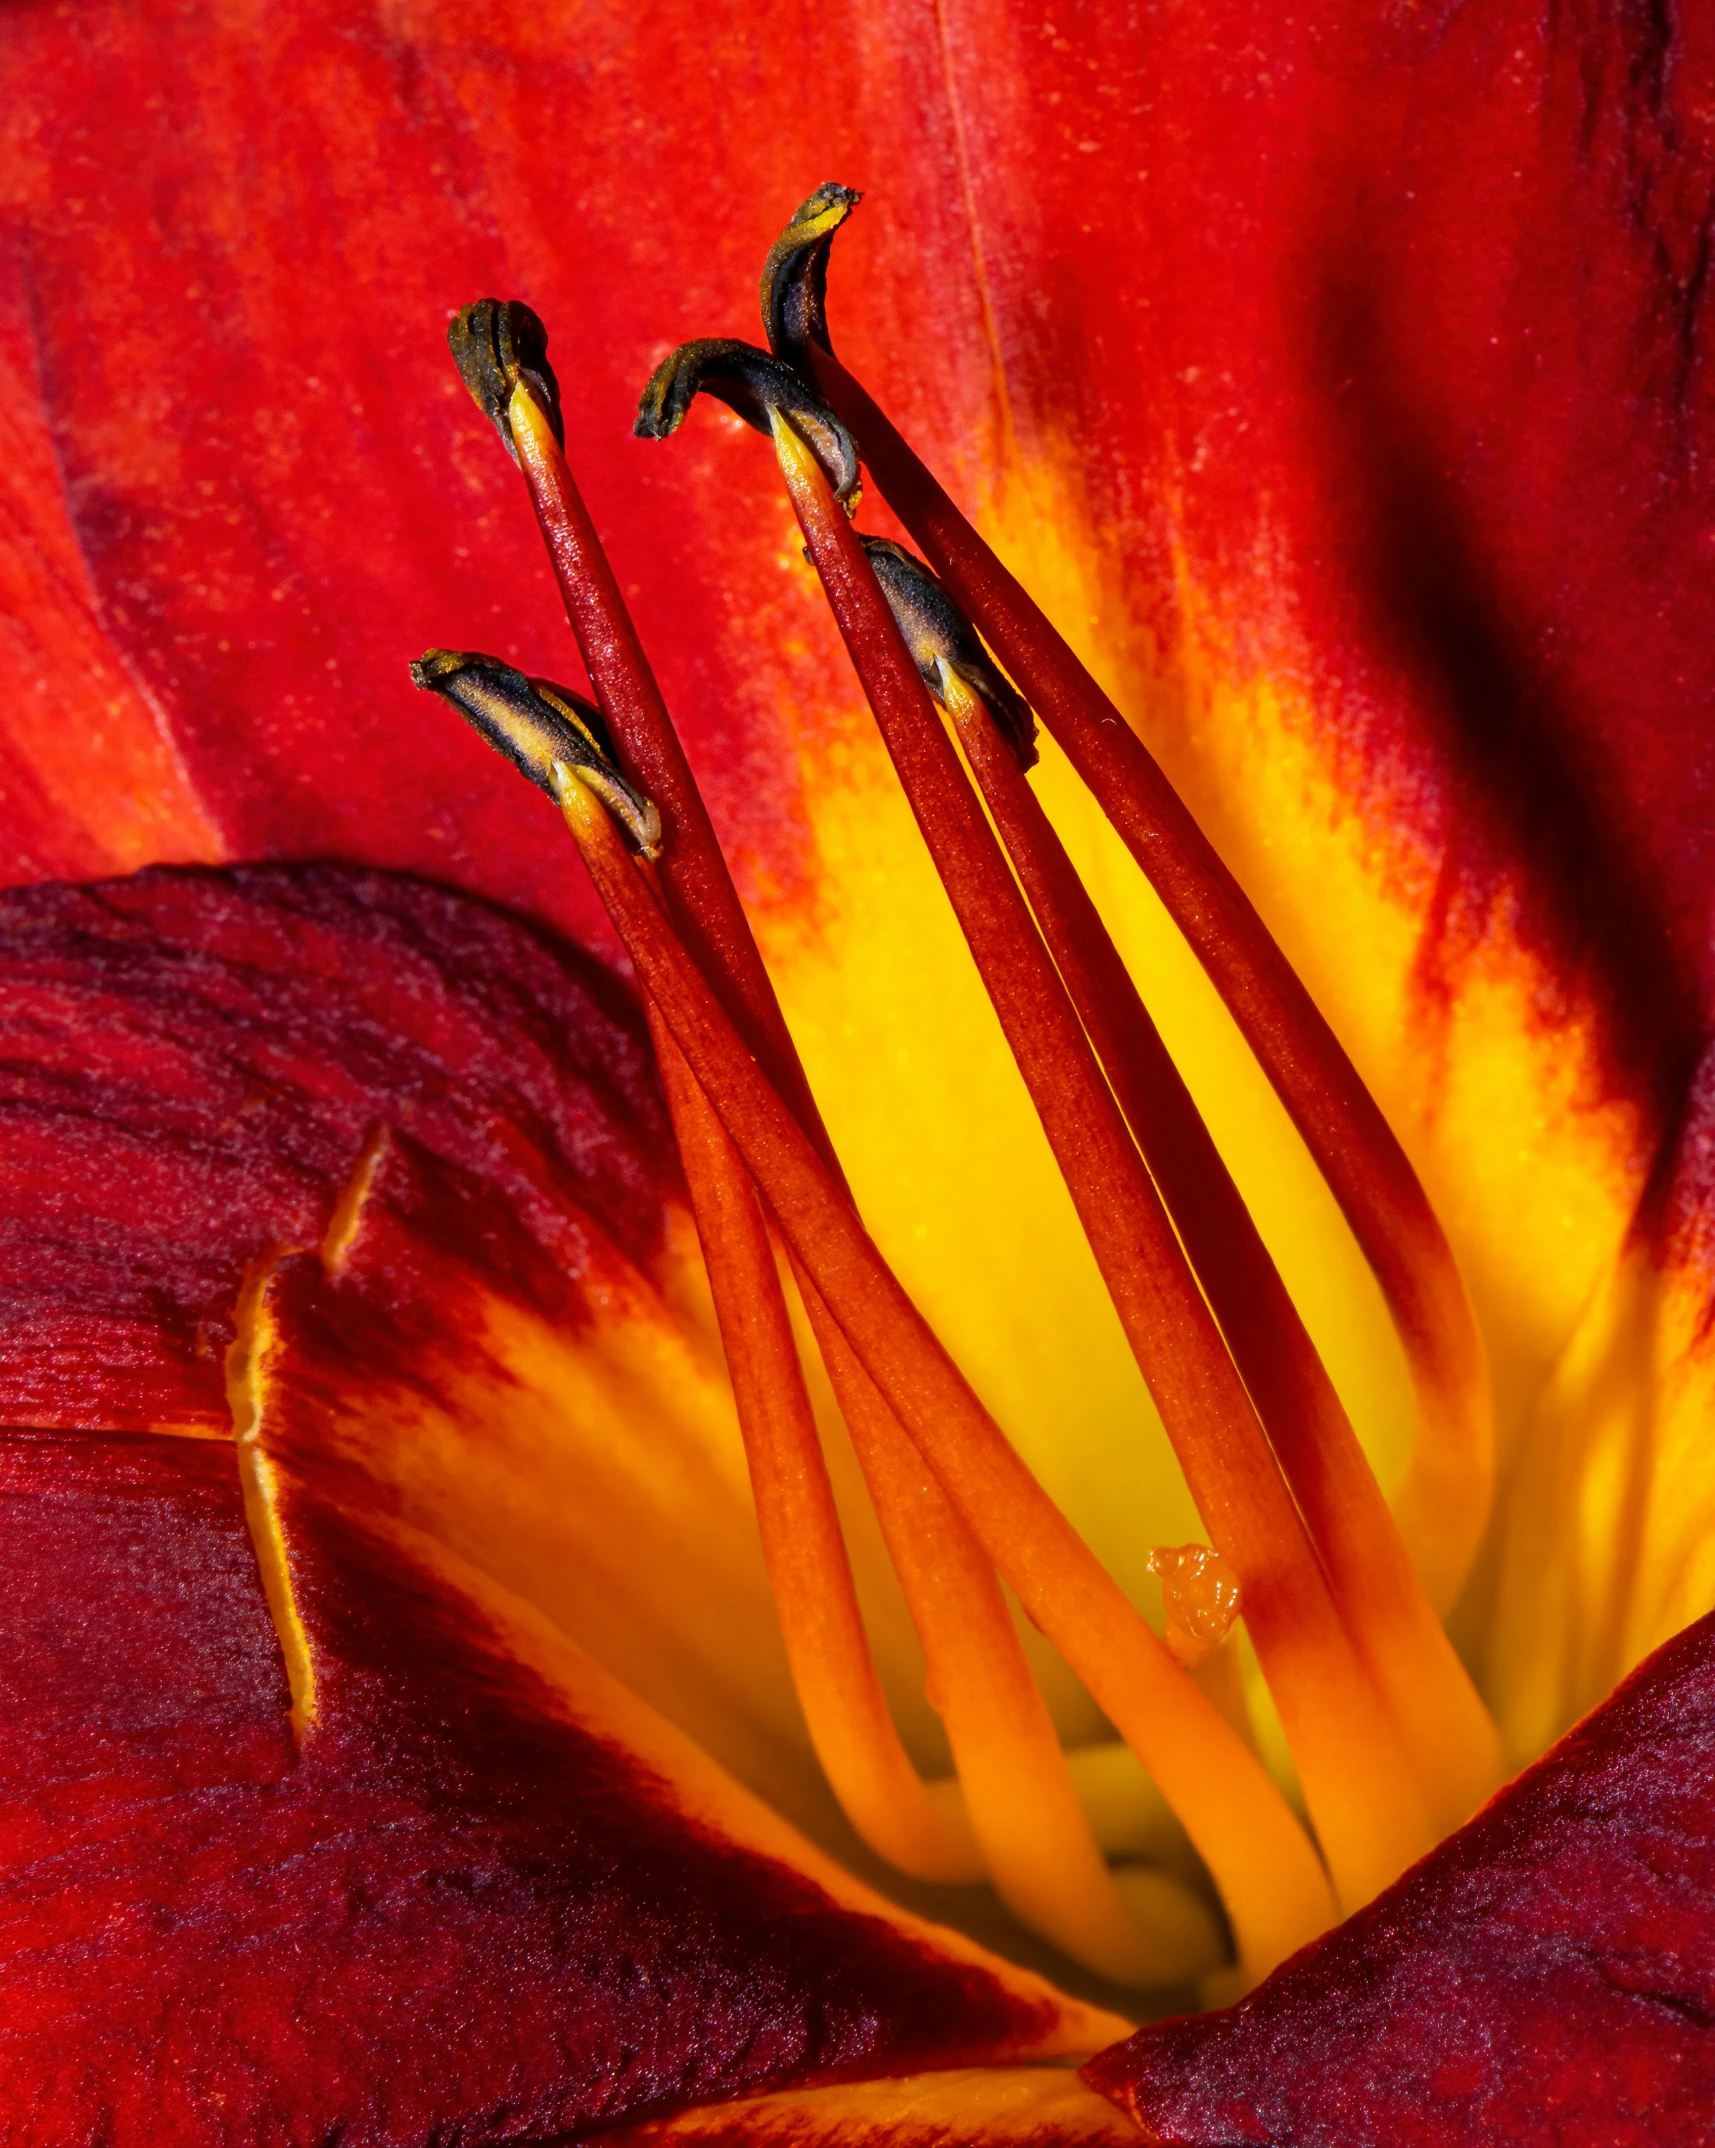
[[0, 1426, 1119, 2141], [0, 859, 957, 1848], [1082, 1608, 1715, 2144], [1487, 1047, 1715, 1758], [0, 859, 1131, 2136], [0, 862, 672, 1437], [599, 2067, 1141, 2145]]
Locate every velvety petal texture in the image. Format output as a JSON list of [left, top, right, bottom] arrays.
[[0, 864, 1123, 2144], [0, 864, 670, 1435], [1, 1427, 1108, 2142], [1084, 1609, 1715, 2145]]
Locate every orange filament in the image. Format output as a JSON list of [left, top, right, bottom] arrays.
[[805, 344, 1492, 1617], [508, 383, 1197, 1980], [1149, 1545, 1243, 1671], [648, 1004, 979, 1882], [552, 763, 1338, 1981], [789, 1262, 1187, 1982], [772, 412, 1434, 1913], [796, 1288, 1178, 1984], [939, 665, 1503, 1833]]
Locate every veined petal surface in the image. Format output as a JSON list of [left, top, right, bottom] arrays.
[[0, 863, 1125, 2144]]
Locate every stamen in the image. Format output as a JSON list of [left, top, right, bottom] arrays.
[[872, 542, 1501, 1832], [447, 297, 565, 462], [409, 651, 979, 1876], [488, 353, 1193, 1979], [763, 408, 1434, 1914], [764, 190, 1493, 1617], [759, 183, 862, 367], [548, 759, 1339, 1983], [504, 374, 833, 1143], [803, 1293, 1184, 1985], [635, 339, 861, 509], [409, 648, 661, 855], [648, 1007, 982, 1883], [861, 535, 1037, 769]]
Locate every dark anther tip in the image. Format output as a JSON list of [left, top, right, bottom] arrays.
[[761, 182, 862, 370], [446, 299, 565, 461], [859, 538, 1039, 769], [633, 337, 861, 506], [409, 648, 662, 855]]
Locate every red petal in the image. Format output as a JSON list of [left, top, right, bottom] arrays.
[[0, 862, 671, 1432], [0, 1426, 1081, 2139], [1083, 1609, 1715, 2144], [0, 861, 1121, 2138]]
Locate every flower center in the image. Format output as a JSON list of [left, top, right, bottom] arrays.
[[411, 200, 1506, 1999]]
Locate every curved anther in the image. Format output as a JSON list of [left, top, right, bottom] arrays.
[[409, 649, 662, 856], [861, 536, 1038, 769], [760, 182, 861, 369], [634, 338, 861, 508], [447, 299, 565, 462]]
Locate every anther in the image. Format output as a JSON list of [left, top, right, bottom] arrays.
[[860, 536, 1037, 769], [635, 338, 862, 509], [446, 298, 565, 462], [760, 181, 861, 368], [408, 649, 663, 856]]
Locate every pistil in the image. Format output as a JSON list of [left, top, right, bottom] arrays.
[[764, 187, 1493, 1619]]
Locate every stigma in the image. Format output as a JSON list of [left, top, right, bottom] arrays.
[[412, 203, 1505, 1998]]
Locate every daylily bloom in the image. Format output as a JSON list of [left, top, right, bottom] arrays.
[[3, 0, 1715, 2141]]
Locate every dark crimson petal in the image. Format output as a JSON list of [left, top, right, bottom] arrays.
[[0, 860, 1124, 2139], [1082, 1609, 1715, 2146], [0, 1425, 1084, 2144], [0, 862, 672, 1432]]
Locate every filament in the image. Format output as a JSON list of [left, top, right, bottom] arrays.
[[936, 662, 1502, 1833], [654, 1005, 983, 1876], [507, 385, 1206, 1979], [424, 303, 1515, 1989], [554, 765, 1337, 1982], [803, 342, 1492, 1617], [771, 412, 1435, 1912]]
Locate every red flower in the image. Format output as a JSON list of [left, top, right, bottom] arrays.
[[2, 0, 1714, 2139]]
